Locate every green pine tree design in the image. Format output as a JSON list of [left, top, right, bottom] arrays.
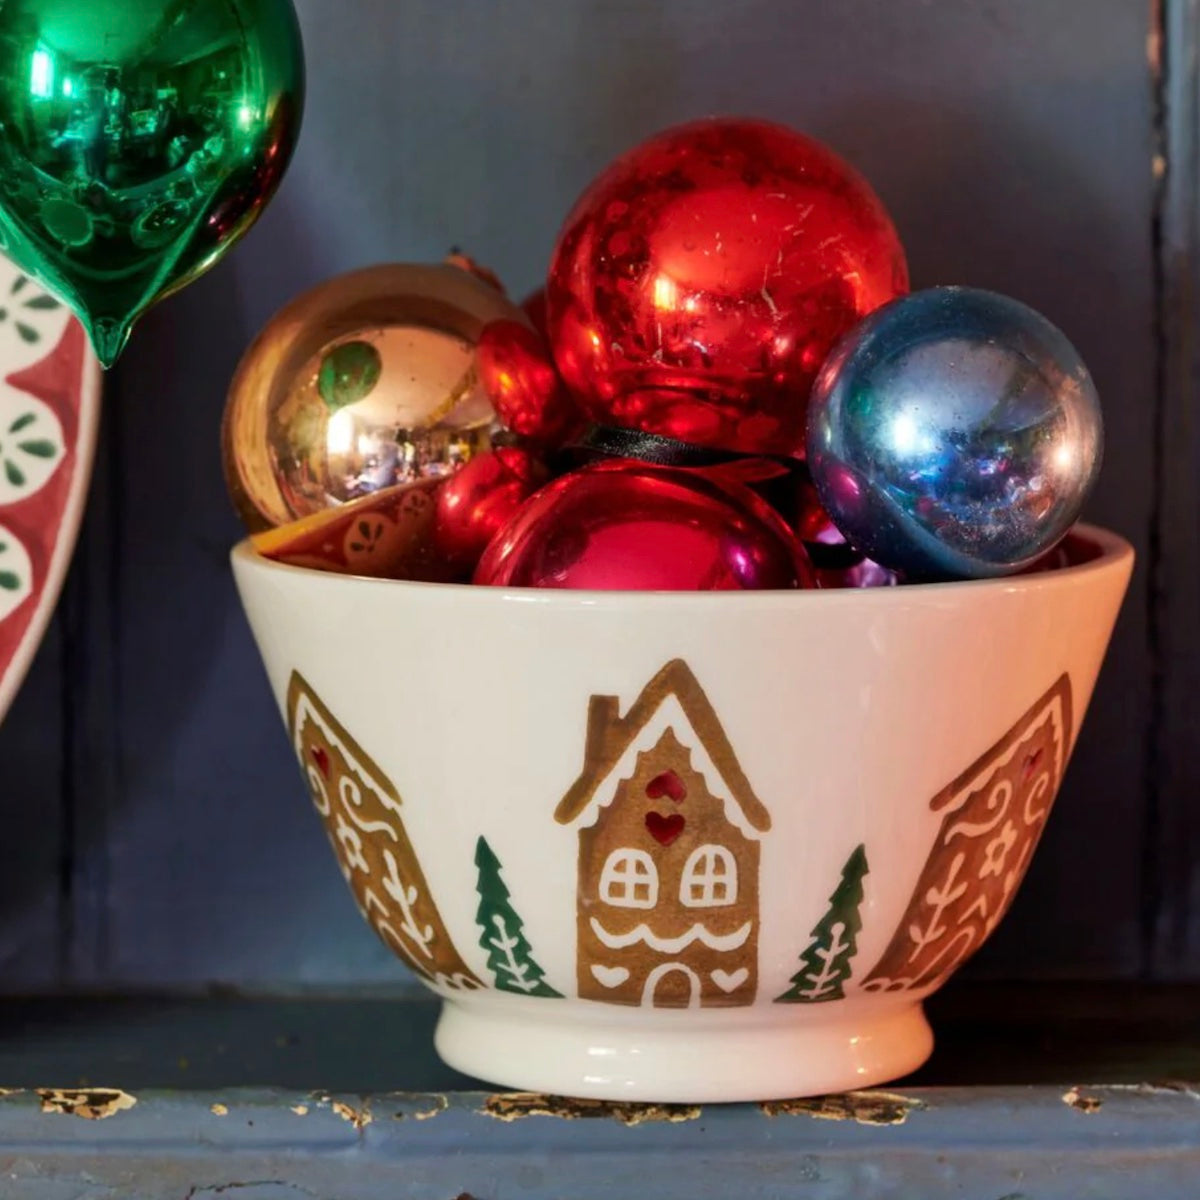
[[474, 836, 562, 998], [775, 844, 869, 1004]]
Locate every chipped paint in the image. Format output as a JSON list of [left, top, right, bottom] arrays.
[[483, 1092, 700, 1125], [291, 1103, 309, 1116], [37, 1088, 137, 1120], [760, 1090, 923, 1126], [391, 1093, 448, 1121], [413, 1095, 448, 1120], [1063, 1087, 1103, 1114], [332, 1099, 373, 1130], [210, 1103, 229, 1117]]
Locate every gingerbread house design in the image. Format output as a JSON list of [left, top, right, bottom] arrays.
[[555, 660, 770, 1009], [287, 672, 481, 992], [863, 675, 1073, 993]]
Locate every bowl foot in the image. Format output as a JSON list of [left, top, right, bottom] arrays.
[[434, 999, 934, 1103]]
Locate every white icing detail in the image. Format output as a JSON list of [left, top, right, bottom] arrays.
[[589, 916, 752, 954], [573, 693, 763, 839], [590, 964, 630, 989], [306, 766, 331, 816], [380, 847, 435, 959], [599, 848, 658, 909], [680, 844, 737, 907], [936, 698, 1068, 819], [642, 962, 701, 1007], [711, 967, 749, 993], [293, 694, 401, 818]]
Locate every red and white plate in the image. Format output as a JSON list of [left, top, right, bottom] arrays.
[[0, 256, 101, 724]]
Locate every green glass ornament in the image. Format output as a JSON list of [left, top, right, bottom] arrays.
[[0, 0, 305, 367]]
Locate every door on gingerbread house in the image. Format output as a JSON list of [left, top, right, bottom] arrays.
[[555, 660, 771, 1008]]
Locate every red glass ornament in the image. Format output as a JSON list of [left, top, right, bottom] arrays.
[[474, 459, 814, 591], [478, 319, 581, 446], [434, 446, 549, 576], [546, 117, 909, 456]]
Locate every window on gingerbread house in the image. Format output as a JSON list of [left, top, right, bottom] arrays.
[[599, 849, 658, 908], [681, 845, 737, 907]]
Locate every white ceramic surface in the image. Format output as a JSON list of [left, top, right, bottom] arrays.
[[233, 526, 1132, 1101]]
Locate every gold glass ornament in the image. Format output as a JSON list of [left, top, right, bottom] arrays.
[[223, 261, 531, 534]]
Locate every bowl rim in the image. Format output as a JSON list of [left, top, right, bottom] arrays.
[[231, 521, 1134, 610]]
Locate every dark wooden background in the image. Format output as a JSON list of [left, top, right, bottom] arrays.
[[0, 0, 1191, 991]]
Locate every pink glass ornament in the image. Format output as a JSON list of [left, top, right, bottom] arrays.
[[474, 459, 814, 590]]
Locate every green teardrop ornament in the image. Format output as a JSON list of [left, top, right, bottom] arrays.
[[0, 0, 306, 367]]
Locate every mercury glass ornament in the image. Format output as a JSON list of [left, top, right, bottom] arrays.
[[223, 262, 532, 534], [546, 117, 908, 456], [474, 460, 814, 591], [806, 286, 1103, 580]]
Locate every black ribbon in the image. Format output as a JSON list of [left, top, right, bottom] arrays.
[[566, 425, 750, 469], [558, 423, 814, 518], [557, 425, 865, 568]]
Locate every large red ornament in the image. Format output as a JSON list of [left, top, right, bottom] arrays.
[[434, 446, 548, 575], [546, 118, 909, 456], [474, 460, 814, 590]]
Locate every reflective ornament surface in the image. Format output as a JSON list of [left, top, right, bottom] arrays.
[[224, 263, 531, 534], [0, 0, 305, 366], [478, 319, 579, 446], [434, 446, 548, 575], [807, 287, 1103, 580], [546, 117, 908, 456], [790, 468, 900, 589], [474, 460, 813, 591]]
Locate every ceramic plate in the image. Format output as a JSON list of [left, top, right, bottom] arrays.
[[0, 256, 101, 724]]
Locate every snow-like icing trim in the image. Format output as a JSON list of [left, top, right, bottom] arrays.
[[589, 916, 752, 954], [573, 694, 763, 839]]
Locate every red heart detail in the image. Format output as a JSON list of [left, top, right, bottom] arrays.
[[310, 745, 331, 779], [645, 811, 685, 846], [646, 770, 686, 803]]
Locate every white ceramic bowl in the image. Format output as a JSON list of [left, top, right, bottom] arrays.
[[233, 524, 1132, 1102]]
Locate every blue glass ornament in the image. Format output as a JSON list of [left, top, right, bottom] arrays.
[[805, 286, 1103, 580]]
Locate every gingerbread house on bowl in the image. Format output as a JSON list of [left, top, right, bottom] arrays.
[[556, 659, 769, 1009]]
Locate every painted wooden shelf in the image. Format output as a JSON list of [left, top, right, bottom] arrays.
[[0, 982, 1194, 1198]]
